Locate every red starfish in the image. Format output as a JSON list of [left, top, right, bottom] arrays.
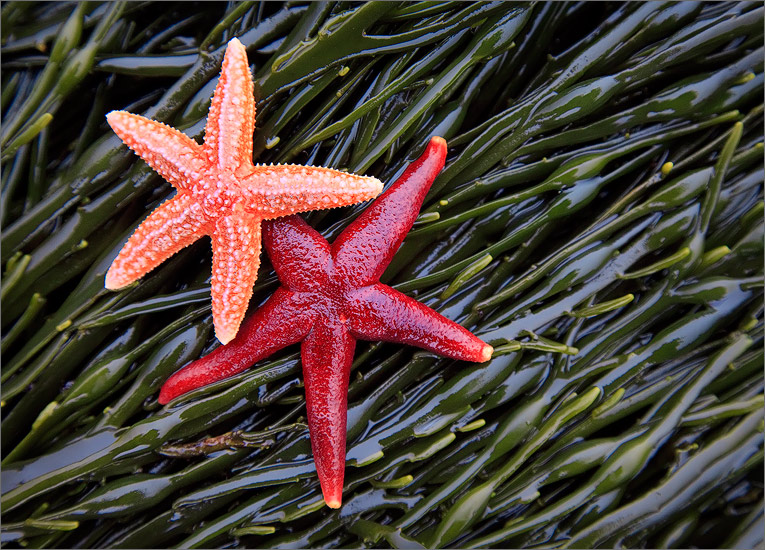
[[159, 137, 492, 508], [104, 38, 382, 343]]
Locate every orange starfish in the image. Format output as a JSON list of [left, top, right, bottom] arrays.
[[104, 38, 383, 344]]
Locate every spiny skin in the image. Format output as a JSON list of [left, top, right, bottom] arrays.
[[159, 137, 493, 508], [104, 38, 382, 344]]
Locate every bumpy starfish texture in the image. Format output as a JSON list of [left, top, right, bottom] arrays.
[[159, 137, 493, 509], [104, 38, 382, 344]]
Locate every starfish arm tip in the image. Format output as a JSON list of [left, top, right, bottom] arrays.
[[104, 275, 116, 290], [105, 110, 129, 128], [430, 135, 447, 149], [325, 497, 342, 509], [215, 327, 237, 345], [104, 268, 129, 290], [157, 387, 172, 405], [480, 344, 494, 362], [222, 36, 248, 66]]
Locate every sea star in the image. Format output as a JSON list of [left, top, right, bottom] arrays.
[[104, 38, 382, 344], [159, 137, 493, 508]]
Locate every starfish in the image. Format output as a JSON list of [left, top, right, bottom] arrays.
[[104, 38, 382, 343], [159, 137, 493, 508]]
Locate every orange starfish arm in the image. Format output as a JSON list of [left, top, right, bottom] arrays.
[[106, 111, 205, 189], [241, 165, 383, 218], [211, 211, 262, 344], [301, 320, 356, 509], [203, 37, 255, 172], [105, 193, 207, 289]]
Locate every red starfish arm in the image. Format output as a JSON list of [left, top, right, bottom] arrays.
[[158, 287, 315, 404], [332, 136, 447, 286], [261, 216, 331, 292], [106, 111, 206, 189], [301, 320, 356, 509], [203, 37, 254, 172], [240, 165, 382, 219], [210, 211, 263, 344], [347, 283, 493, 363], [105, 193, 206, 289]]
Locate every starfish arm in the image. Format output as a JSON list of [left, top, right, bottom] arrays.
[[158, 287, 315, 403], [261, 216, 331, 292], [347, 283, 493, 363], [106, 111, 205, 189], [333, 137, 447, 286], [105, 193, 207, 289], [301, 319, 356, 509], [240, 165, 382, 219], [203, 37, 255, 171], [211, 211, 263, 344]]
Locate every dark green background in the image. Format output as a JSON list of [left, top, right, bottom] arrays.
[[1, 2, 763, 548]]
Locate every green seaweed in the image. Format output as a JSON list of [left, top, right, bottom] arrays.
[[1, 2, 762, 548]]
